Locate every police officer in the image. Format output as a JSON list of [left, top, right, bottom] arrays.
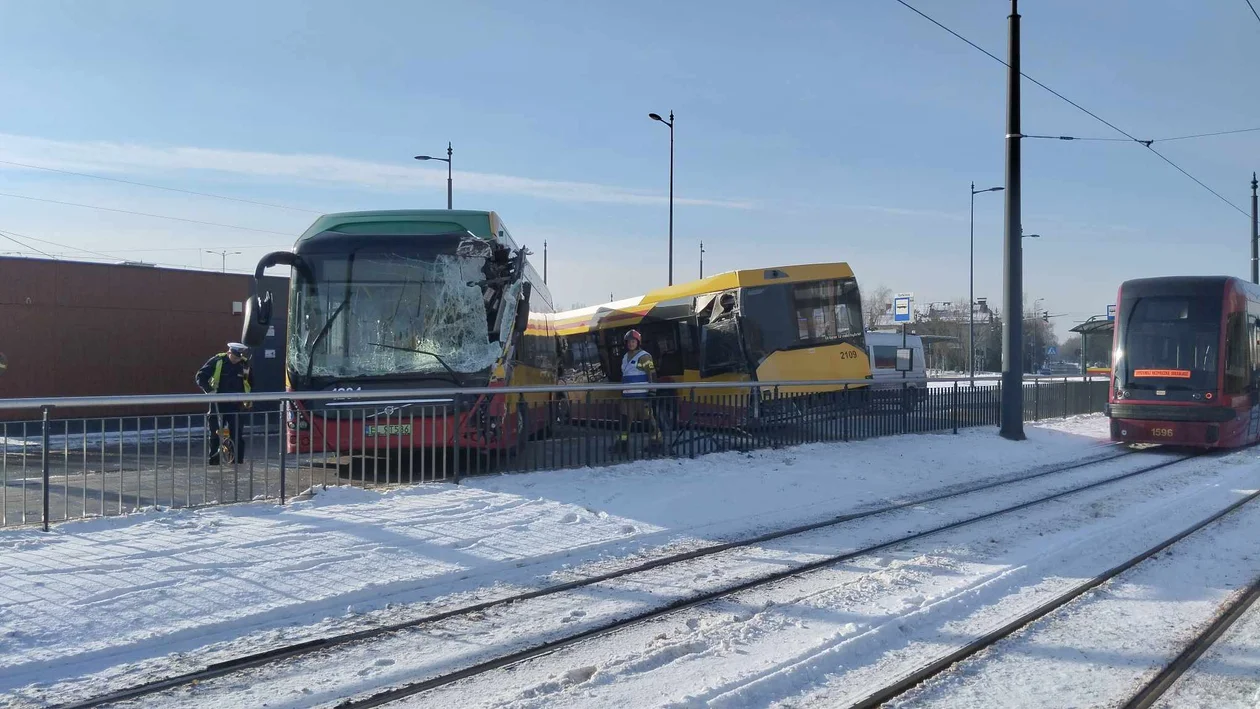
[[614, 329, 664, 454], [195, 342, 254, 465]]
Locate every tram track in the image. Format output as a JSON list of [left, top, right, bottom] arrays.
[[325, 450, 1205, 709], [55, 446, 1150, 708], [1120, 568, 1260, 709], [846, 464, 1260, 709]]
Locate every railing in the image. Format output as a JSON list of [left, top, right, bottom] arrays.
[[0, 377, 1109, 529]]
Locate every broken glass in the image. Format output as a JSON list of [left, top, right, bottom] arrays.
[[289, 249, 507, 380]]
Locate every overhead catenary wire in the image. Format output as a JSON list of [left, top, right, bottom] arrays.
[[1155, 126, 1260, 143], [0, 228, 128, 260], [1019, 126, 1260, 144], [893, 0, 1250, 218], [77, 244, 293, 253], [0, 159, 323, 214], [1247, 0, 1260, 26], [0, 190, 299, 236], [0, 231, 57, 259]]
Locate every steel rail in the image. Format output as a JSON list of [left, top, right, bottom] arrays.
[[57, 448, 1143, 709], [1121, 574, 1260, 709], [328, 452, 1200, 709], [847, 467, 1260, 708]]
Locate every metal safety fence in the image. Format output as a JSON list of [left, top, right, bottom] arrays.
[[0, 377, 1109, 529]]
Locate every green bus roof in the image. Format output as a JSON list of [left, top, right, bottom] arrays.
[[296, 210, 498, 242]]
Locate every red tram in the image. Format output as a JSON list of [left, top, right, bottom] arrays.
[[1107, 276, 1260, 448]]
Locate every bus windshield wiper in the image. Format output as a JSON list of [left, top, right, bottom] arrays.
[[368, 342, 466, 386], [304, 298, 350, 383]]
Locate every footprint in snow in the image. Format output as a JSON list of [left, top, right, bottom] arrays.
[[564, 666, 597, 684], [357, 658, 396, 675]]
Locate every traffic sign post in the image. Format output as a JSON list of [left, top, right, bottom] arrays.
[[893, 293, 913, 324], [1106, 304, 1116, 321], [1046, 345, 1058, 358], [893, 293, 913, 380]]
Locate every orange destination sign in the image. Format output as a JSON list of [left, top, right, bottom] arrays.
[[1133, 369, 1192, 379]]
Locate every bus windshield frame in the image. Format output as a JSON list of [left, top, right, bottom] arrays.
[[287, 232, 516, 387]]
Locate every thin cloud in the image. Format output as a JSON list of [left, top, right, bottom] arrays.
[[0, 133, 752, 209]]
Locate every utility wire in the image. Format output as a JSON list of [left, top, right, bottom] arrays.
[[1247, 0, 1260, 26], [0, 228, 120, 260], [1020, 126, 1260, 144], [1156, 126, 1260, 142], [82, 244, 292, 253], [0, 231, 57, 259], [1020, 134, 1133, 142], [0, 159, 323, 214], [0, 190, 298, 236], [893, 0, 1250, 218]]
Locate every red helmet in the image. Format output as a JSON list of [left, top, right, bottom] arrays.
[[623, 329, 642, 344]]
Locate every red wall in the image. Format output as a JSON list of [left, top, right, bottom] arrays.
[[0, 258, 275, 419]]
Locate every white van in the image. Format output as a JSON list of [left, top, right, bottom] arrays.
[[864, 330, 927, 409]]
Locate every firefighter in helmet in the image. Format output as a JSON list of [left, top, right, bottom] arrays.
[[614, 329, 664, 454]]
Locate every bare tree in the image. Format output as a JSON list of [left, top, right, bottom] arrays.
[[862, 284, 893, 330]]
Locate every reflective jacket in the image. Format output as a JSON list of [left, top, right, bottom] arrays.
[[621, 350, 653, 397], [196, 353, 253, 395]]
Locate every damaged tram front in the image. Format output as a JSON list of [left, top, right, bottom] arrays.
[[242, 210, 556, 455]]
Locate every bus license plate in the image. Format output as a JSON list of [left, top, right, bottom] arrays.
[[1150, 426, 1175, 438], [365, 424, 412, 437]]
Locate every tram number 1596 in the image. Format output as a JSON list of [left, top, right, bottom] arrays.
[[1150, 427, 1175, 438]]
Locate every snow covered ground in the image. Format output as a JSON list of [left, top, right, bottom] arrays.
[[3, 415, 1258, 708], [1154, 591, 1260, 708]]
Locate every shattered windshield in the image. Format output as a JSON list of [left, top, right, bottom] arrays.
[[289, 244, 503, 381]]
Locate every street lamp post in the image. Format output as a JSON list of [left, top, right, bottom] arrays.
[[1032, 297, 1044, 374], [205, 249, 240, 273], [699, 240, 705, 279], [649, 111, 674, 286], [413, 142, 453, 209], [970, 183, 1003, 385]]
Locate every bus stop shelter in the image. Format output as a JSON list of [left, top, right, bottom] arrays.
[[1070, 315, 1114, 380]]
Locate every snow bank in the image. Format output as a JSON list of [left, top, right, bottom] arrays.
[[0, 416, 1111, 695]]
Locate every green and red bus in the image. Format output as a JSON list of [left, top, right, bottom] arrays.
[[242, 209, 557, 455]]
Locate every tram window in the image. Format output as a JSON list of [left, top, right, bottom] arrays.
[[1226, 313, 1249, 394]]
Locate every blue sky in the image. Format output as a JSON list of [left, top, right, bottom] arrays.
[[0, 0, 1257, 338]]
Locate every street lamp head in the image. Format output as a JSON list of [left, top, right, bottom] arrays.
[[986, 187, 1005, 193], [1023, 233, 1041, 239], [648, 113, 663, 122], [414, 155, 433, 161]]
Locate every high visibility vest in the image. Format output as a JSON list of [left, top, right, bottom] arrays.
[[209, 354, 252, 394], [621, 350, 651, 397]]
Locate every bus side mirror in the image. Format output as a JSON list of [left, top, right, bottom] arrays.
[[242, 250, 300, 348], [895, 347, 914, 372], [242, 292, 272, 348]]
